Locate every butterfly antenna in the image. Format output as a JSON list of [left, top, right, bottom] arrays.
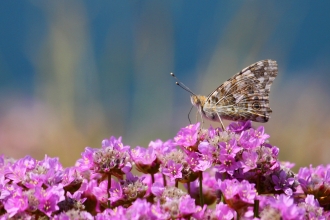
[[170, 73, 197, 96]]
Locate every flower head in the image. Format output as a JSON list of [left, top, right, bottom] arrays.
[[161, 160, 183, 181], [207, 202, 237, 220], [298, 165, 330, 208], [35, 185, 65, 217], [113, 172, 148, 207], [228, 121, 251, 133], [125, 199, 156, 220], [174, 123, 200, 149], [79, 136, 132, 179], [3, 192, 28, 217], [159, 149, 199, 183], [130, 146, 159, 174], [218, 179, 257, 210], [272, 169, 296, 196], [259, 194, 305, 220]]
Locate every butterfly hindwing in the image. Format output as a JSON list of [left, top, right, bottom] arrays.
[[203, 60, 278, 122]]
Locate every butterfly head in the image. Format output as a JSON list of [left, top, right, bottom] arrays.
[[190, 95, 207, 110]]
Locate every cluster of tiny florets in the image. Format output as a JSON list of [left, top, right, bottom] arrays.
[[0, 121, 329, 219]]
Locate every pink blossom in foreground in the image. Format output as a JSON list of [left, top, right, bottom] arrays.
[[0, 121, 329, 219]]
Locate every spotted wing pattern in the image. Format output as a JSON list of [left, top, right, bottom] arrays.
[[203, 60, 278, 122]]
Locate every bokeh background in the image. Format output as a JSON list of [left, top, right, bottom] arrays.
[[1, 1, 330, 170]]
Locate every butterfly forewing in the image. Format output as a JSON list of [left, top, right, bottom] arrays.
[[203, 59, 277, 123]]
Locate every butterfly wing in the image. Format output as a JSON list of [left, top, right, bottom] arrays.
[[203, 60, 278, 122]]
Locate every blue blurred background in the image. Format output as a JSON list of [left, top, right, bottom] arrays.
[[1, 1, 330, 169]]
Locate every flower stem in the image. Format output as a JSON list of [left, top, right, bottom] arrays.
[[151, 173, 155, 184], [253, 174, 260, 217], [220, 191, 225, 203], [187, 182, 191, 195], [162, 174, 167, 187], [107, 174, 111, 208], [256, 174, 261, 193], [199, 171, 204, 207], [253, 199, 260, 218]]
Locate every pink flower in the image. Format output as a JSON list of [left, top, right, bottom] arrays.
[[174, 123, 200, 148]]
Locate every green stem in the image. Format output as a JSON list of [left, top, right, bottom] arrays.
[[199, 171, 204, 207], [107, 174, 111, 208], [151, 173, 155, 184], [253, 199, 260, 218], [220, 191, 225, 203], [162, 174, 167, 187], [187, 182, 191, 195], [253, 174, 261, 218], [256, 174, 261, 193]]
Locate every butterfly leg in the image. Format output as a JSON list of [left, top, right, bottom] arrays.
[[196, 111, 205, 128], [216, 112, 226, 131], [201, 114, 204, 128]]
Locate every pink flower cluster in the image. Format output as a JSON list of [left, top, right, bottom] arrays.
[[0, 121, 329, 219]]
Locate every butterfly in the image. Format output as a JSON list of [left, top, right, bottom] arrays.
[[171, 60, 278, 130]]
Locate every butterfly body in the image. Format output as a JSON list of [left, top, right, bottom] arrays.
[[190, 60, 278, 129], [191, 95, 218, 121]]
